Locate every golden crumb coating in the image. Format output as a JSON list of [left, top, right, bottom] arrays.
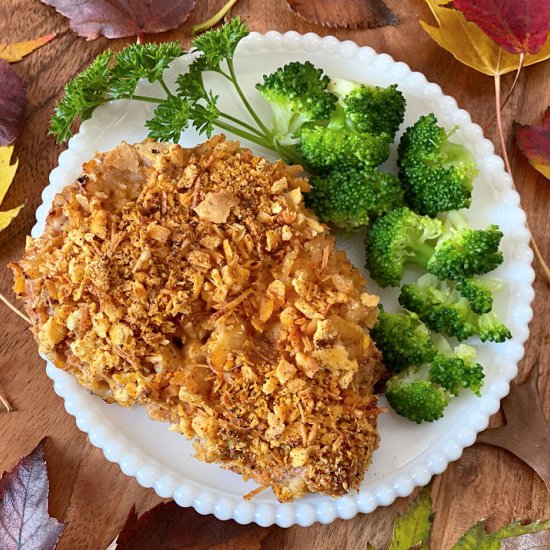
[[11, 136, 384, 501]]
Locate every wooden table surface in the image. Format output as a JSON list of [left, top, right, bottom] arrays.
[[0, 1, 549, 548]]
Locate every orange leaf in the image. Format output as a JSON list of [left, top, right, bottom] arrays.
[[515, 108, 550, 180], [0, 33, 56, 63]]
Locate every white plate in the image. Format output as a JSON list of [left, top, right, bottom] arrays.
[[34, 31, 535, 527]]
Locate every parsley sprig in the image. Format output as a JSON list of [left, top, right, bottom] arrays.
[[50, 18, 302, 165]]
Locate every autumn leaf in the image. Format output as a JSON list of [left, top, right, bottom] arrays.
[[0, 60, 26, 146], [477, 363, 550, 492], [420, 0, 550, 76], [451, 519, 550, 549], [0, 439, 65, 550], [501, 529, 550, 549], [0, 145, 24, 232], [287, 0, 398, 29], [113, 501, 271, 550], [0, 33, 56, 63], [40, 0, 197, 40], [389, 486, 432, 550], [514, 107, 550, 180], [451, 0, 550, 55]]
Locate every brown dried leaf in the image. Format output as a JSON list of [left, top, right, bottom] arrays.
[[40, 0, 197, 40], [0, 60, 26, 146], [115, 501, 271, 550], [287, 0, 398, 29], [477, 363, 550, 491], [0, 439, 65, 550]]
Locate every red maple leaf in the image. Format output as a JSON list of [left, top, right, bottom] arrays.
[[40, 0, 197, 40], [515, 107, 550, 180], [0, 60, 26, 146], [451, 0, 550, 54], [0, 439, 65, 550]]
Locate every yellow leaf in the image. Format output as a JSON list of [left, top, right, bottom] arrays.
[[0, 33, 56, 63], [0, 145, 23, 232], [0, 145, 18, 205], [0, 204, 24, 231], [421, 0, 550, 76]]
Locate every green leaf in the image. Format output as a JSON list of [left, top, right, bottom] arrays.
[[146, 96, 191, 142], [49, 50, 114, 142], [176, 57, 208, 101], [191, 17, 248, 70], [110, 42, 184, 98], [389, 486, 433, 550], [451, 519, 550, 549], [190, 97, 220, 138]]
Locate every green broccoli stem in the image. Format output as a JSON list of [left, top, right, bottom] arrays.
[[408, 241, 435, 268]]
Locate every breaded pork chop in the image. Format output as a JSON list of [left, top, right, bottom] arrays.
[[11, 136, 384, 501]]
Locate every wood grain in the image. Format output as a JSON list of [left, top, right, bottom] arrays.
[[0, 1, 548, 549]]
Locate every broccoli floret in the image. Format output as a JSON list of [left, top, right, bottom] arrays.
[[328, 79, 406, 137], [398, 114, 478, 216], [429, 344, 484, 396], [385, 341, 485, 423], [297, 123, 390, 171], [256, 61, 337, 142], [365, 208, 504, 287], [456, 277, 503, 314], [399, 274, 511, 342], [371, 309, 436, 373], [427, 212, 504, 281], [306, 167, 403, 230], [365, 207, 443, 287], [386, 367, 450, 423]]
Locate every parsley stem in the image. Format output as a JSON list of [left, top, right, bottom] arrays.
[[213, 119, 274, 150], [218, 112, 266, 137], [158, 77, 174, 98], [226, 58, 273, 139], [129, 94, 164, 103]]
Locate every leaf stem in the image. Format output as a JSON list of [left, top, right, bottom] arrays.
[[0, 291, 31, 325], [158, 77, 173, 98], [0, 393, 13, 413], [218, 112, 267, 137], [501, 51, 524, 112], [530, 234, 550, 284], [192, 0, 240, 35], [494, 72, 512, 175], [128, 94, 164, 103], [494, 66, 550, 284], [213, 119, 274, 149], [226, 58, 273, 139]]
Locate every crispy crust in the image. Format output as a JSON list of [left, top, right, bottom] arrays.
[[11, 137, 384, 501]]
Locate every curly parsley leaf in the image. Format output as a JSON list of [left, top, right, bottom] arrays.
[[192, 17, 249, 71], [146, 96, 191, 142], [190, 96, 220, 137], [49, 50, 113, 142], [110, 42, 185, 98], [176, 57, 209, 101]]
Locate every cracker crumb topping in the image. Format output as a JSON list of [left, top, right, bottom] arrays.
[[11, 136, 384, 501]]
